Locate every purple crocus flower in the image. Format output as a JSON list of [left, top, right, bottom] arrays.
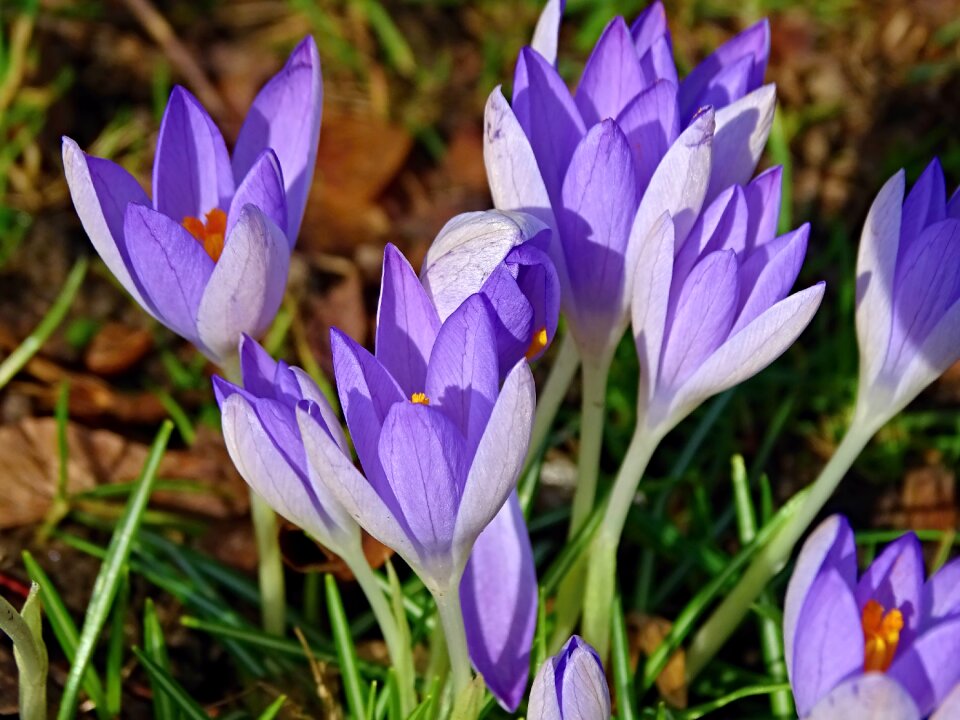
[[785, 515, 960, 719], [485, 0, 775, 365], [854, 160, 960, 429], [527, 635, 611, 720], [62, 37, 322, 366], [297, 246, 537, 708], [213, 335, 358, 553]]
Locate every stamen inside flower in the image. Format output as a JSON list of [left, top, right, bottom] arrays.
[[525, 327, 548, 360], [410, 392, 430, 405], [182, 208, 227, 262], [861, 599, 904, 672]]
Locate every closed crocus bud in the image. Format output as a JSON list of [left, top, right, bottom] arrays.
[[527, 636, 611, 720], [854, 160, 960, 430], [785, 515, 960, 719], [63, 37, 322, 366]]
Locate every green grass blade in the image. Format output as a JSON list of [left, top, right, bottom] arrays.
[[132, 647, 210, 720], [611, 593, 637, 720], [56, 420, 173, 720], [105, 572, 129, 716], [326, 574, 367, 719], [540, 498, 605, 595], [257, 694, 287, 720], [143, 599, 176, 720]]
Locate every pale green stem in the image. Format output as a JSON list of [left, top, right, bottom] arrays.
[[527, 331, 580, 460], [581, 426, 661, 660], [435, 584, 472, 699], [685, 422, 876, 680], [550, 353, 612, 650], [223, 361, 286, 635], [348, 550, 417, 715], [1, 593, 46, 720]]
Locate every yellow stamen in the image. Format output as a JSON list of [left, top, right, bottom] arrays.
[[182, 208, 227, 262], [525, 327, 548, 360], [410, 392, 430, 405], [861, 599, 904, 672]]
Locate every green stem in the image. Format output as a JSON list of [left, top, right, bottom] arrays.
[[581, 426, 661, 659], [527, 331, 580, 460], [685, 423, 876, 680], [0, 593, 46, 720], [348, 550, 417, 715], [435, 584, 471, 699]]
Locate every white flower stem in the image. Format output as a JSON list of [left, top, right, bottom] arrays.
[[435, 583, 472, 699], [685, 422, 876, 680], [527, 331, 580, 459]]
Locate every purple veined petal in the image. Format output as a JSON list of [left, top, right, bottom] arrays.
[[658, 250, 740, 392], [476, 263, 536, 372], [233, 36, 323, 244], [673, 185, 748, 290], [508, 242, 561, 361], [558, 120, 637, 356], [745, 165, 783, 251], [631, 213, 674, 408], [375, 244, 442, 397], [947, 186, 960, 220], [153, 86, 234, 222], [899, 158, 947, 259], [575, 17, 648, 127], [732, 224, 809, 335], [330, 328, 405, 492], [856, 532, 925, 649], [512, 47, 586, 209], [784, 515, 858, 683], [888, 617, 960, 716], [452, 360, 535, 571], [61, 138, 155, 315], [639, 35, 679, 88], [195, 205, 290, 364], [226, 149, 287, 243], [527, 655, 563, 720], [678, 19, 770, 120], [288, 367, 350, 455], [461, 493, 537, 711], [425, 294, 499, 455], [924, 557, 960, 627], [123, 203, 214, 345], [931, 681, 960, 720], [615, 80, 680, 195], [630, 1, 670, 57], [693, 54, 752, 119], [530, 0, 565, 66], [894, 290, 960, 414], [378, 402, 468, 582], [420, 209, 549, 320], [883, 220, 960, 380], [558, 637, 612, 720], [704, 83, 777, 205], [238, 332, 280, 397], [855, 170, 905, 389], [667, 283, 824, 427], [790, 566, 863, 717], [806, 674, 921, 720]]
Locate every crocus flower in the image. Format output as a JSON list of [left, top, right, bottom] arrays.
[[785, 515, 960, 719], [527, 635, 611, 720], [62, 37, 322, 366], [484, 0, 775, 365], [632, 167, 825, 434], [854, 160, 960, 430], [213, 335, 358, 555], [298, 246, 537, 707], [420, 209, 560, 372]]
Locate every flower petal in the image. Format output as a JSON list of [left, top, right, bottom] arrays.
[[153, 86, 234, 221], [616, 79, 680, 195], [639, 35, 678, 87], [733, 224, 809, 334], [530, 0, 565, 66], [744, 165, 783, 251], [558, 637, 612, 720], [673, 185, 749, 288], [694, 54, 752, 117], [900, 158, 946, 255], [226, 149, 287, 241], [461, 493, 537, 711], [575, 17, 647, 127], [452, 360, 535, 570], [233, 36, 323, 243], [196, 205, 290, 364], [631, 1, 670, 57], [632, 213, 674, 408], [931, 681, 960, 720], [895, 292, 960, 414], [856, 532, 925, 648], [888, 618, 960, 716], [924, 557, 960, 626], [238, 333, 280, 396], [375, 244, 441, 397], [527, 656, 563, 720], [807, 674, 920, 720]]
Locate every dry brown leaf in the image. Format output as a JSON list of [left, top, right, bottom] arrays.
[[84, 322, 153, 375], [628, 612, 688, 709], [902, 462, 956, 531]]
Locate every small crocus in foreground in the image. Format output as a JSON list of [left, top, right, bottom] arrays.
[[784, 515, 960, 719], [527, 635, 611, 720], [63, 37, 322, 366]]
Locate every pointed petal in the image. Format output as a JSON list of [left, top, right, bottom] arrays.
[[807, 674, 920, 720], [631, 1, 670, 57], [856, 533, 925, 648], [461, 494, 537, 711], [527, 656, 563, 720], [616, 79, 680, 195], [791, 566, 863, 716], [233, 36, 323, 243], [948, 186, 960, 220], [559, 637, 612, 720], [226, 149, 287, 242], [924, 557, 960, 626], [745, 165, 783, 251], [784, 515, 857, 682], [673, 185, 749, 288], [733, 224, 809, 334], [575, 17, 647, 127], [504, 242, 560, 363], [238, 333, 280, 396], [196, 206, 290, 364], [888, 618, 960, 716], [705, 83, 776, 204], [123, 203, 214, 344], [895, 291, 960, 414], [530, 0, 565, 66], [900, 158, 947, 256], [631, 213, 674, 407], [694, 54, 752, 116], [153, 86, 234, 221], [453, 361, 535, 570], [931, 681, 960, 720]]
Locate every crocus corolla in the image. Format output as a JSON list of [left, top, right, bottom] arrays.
[[854, 160, 960, 430], [527, 635, 611, 720], [785, 515, 960, 719], [485, 0, 775, 364], [63, 37, 322, 366]]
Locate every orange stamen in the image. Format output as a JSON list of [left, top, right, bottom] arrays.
[[861, 599, 904, 672], [410, 392, 430, 405], [182, 208, 227, 262], [525, 327, 548, 361]]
